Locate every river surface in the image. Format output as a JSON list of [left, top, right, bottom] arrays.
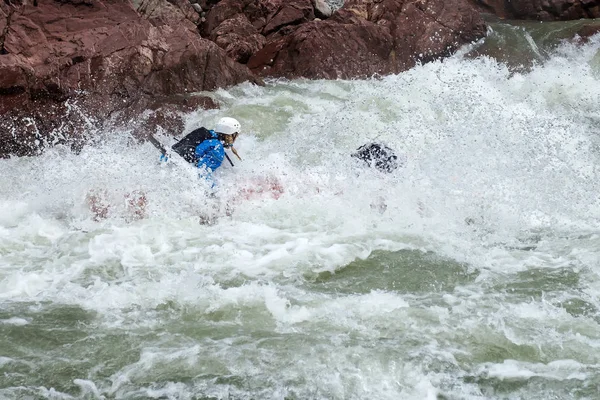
[[0, 21, 599, 400]]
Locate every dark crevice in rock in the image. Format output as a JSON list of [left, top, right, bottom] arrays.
[[71, 55, 86, 64], [0, 85, 24, 95], [56, 0, 94, 7], [470, 0, 496, 15], [30, 86, 69, 102], [265, 17, 309, 36]]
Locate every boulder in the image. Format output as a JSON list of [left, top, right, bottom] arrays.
[[134, 0, 201, 25], [248, 18, 395, 78], [262, 0, 314, 35], [202, 0, 317, 62], [1, 0, 491, 157], [210, 13, 266, 63], [574, 23, 600, 42], [201, 0, 255, 35], [248, 0, 487, 79], [0, 0, 257, 158]]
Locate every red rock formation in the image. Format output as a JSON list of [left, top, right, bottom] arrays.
[[0, 0, 256, 157], [200, 0, 317, 64], [247, 0, 487, 79], [471, 0, 600, 20], [209, 13, 266, 63], [136, 0, 201, 25], [1, 0, 489, 157]]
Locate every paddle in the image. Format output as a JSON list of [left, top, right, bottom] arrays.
[[224, 152, 235, 167], [147, 135, 168, 157]]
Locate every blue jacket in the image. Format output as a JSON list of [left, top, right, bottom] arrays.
[[194, 130, 225, 171]]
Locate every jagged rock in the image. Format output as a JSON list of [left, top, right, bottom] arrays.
[[248, 19, 394, 78], [202, 0, 316, 63], [134, 0, 200, 25], [0, 0, 257, 158], [201, 0, 254, 35], [211, 13, 266, 63], [262, 0, 314, 35], [1, 0, 493, 158], [248, 0, 486, 79]]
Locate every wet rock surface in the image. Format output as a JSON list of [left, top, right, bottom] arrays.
[[0, 0, 255, 157], [2, 0, 596, 158], [246, 0, 487, 79], [200, 0, 486, 79]]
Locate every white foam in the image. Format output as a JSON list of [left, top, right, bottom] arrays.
[[0, 35, 599, 400], [0, 317, 29, 326], [73, 379, 104, 399], [478, 359, 591, 381], [0, 356, 13, 367]]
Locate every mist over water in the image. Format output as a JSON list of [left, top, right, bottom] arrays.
[[0, 30, 599, 399]]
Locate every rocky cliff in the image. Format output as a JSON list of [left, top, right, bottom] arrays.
[[2, 0, 596, 158]]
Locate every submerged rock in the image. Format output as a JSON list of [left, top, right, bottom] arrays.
[[576, 23, 600, 42], [352, 142, 402, 174]]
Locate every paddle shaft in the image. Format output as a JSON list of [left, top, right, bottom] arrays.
[[147, 135, 168, 156]]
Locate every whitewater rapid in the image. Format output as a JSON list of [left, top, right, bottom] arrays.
[[0, 32, 599, 399]]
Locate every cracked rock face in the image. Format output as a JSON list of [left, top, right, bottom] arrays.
[[200, 0, 486, 80], [246, 0, 487, 79], [0, 0, 256, 157], [0, 0, 254, 104], [134, 0, 201, 25]]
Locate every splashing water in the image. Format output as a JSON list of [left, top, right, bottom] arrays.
[[0, 32, 599, 399]]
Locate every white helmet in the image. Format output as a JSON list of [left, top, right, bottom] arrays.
[[215, 117, 241, 135]]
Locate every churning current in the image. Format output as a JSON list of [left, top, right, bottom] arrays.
[[0, 29, 599, 400]]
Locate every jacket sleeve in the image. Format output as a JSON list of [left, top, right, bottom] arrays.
[[195, 140, 214, 159], [195, 139, 225, 170]]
